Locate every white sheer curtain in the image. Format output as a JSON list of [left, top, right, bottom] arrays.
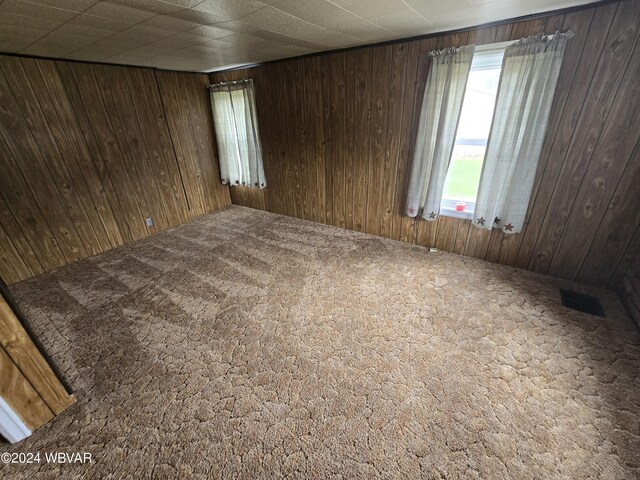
[[473, 33, 572, 233], [209, 79, 266, 188], [405, 45, 475, 221]]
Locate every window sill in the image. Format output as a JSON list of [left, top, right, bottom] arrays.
[[440, 198, 475, 221]]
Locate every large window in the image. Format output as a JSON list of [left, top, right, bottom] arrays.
[[439, 48, 504, 220]]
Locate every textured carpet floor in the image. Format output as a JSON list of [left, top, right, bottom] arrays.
[[1, 206, 639, 479]]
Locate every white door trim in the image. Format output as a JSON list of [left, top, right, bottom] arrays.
[[0, 396, 31, 443]]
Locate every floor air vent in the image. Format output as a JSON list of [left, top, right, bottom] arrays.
[[560, 289, 605, 317]]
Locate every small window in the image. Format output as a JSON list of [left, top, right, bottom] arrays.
[[439, 48, 504, 220], [209, 79, 266, 188]]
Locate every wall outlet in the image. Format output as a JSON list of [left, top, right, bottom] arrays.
[[145, 217, 154, 227]]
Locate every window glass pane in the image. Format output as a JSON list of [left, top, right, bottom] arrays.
[[441, 53, 502, 215]]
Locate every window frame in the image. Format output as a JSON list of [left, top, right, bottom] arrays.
[[439, 41, 513, 221]]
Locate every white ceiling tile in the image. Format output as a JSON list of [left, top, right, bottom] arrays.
[[237, 5, 299, 29], [0, 0, 78, 21], [141, 14, 202, 31], [23, 0, 99, 12], [66, 43, 128, 60], [106, 0, 186, 14], [56, 22, 115, 40], [428, 7, 482, 29], [308, 12, 393, 42], [157, 0, 204, 7], [0, 37, 38, 52], [105, 52, 151, 64], [403, 0, 477, 21], [83, 2, 157, 23], [0, 12, 63, 31], [371, 10, 433, 36], [169, 9, 228, 25], [192, 0, 267, 21], [265, 20, 360, 48], [68, 13, 133, 32], [127, 23, 176, 40], [0, 0, 598, 71], [331, 0, 414, 20], [145, 32, 210, 50], [209, 20, 268, 35], [42, 30, 100, 49], [0, 26, 49, 52], [127, 42, 182, 55], [274, 0, 340, 23], [216, 32, 276, 47], [187, 25, 235, 40], [93, 30, 155, 49], [22, 40, 79, 56]]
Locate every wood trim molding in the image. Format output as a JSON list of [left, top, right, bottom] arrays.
[[0, 345, 53, 432], [0, 293, 74, 415]]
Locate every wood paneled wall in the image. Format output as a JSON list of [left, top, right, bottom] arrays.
[[0, 56, 231, 285], [211, 0, 640, 288], [619, 250, 640, 327]]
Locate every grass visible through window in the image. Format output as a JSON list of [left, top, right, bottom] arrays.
[[443, 154, 484, 201]]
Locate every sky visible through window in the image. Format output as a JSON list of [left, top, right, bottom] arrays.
[[441, 53, 502, 211]]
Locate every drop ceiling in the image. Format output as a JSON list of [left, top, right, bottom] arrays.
[[0, 0, 597, 72]]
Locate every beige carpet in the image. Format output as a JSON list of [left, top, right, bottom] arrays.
[[1, 206, 639, 479]]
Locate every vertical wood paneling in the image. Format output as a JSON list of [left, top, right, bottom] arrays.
[[618, 247, 640, 326], [549, 36, 640, 278], [34, 60, 124, 250], [301, 58, 319, 222], [330, 52, 347, 228], [0, 61, 88, 263], [321, 55, 333, 226], [70, 62, 150, 241], [0, 58, 231, 285], [212, 0, 640, 288], [312, 57, 328, 224], [0, 221, 31, 285], [286, 61, 305, 221], [577, 139, 640, 286], [0, 126, 68, 273], [126, 68, 190, 226], [56, 60, 135, 245], [344, 51, 356, 231], [525, 1, 637, 275], [156, 70, 230, 218], [94, 64, 161, 234], [8, 58, 108, 257], [352, 49, 373, 233], [380, 43, 408, 240], [366, 45, 392, 237]]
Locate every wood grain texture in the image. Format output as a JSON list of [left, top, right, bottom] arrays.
[[0, 57, 231, 285], [0, 344, 53, 431], [0, 293, 74, 415], [210, 0, 640, 287], [618, 247, 640, 327]]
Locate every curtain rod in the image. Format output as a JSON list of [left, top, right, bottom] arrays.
[[208, 79, 252, 89]]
